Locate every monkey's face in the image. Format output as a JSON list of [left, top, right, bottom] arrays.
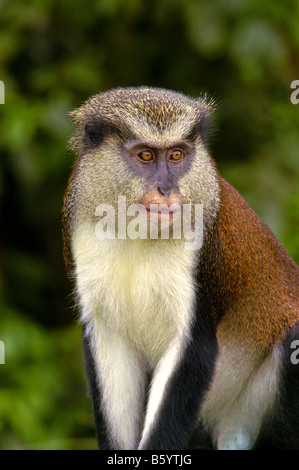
[[120, 139, 195, 224], [69, 88, 220, 237]]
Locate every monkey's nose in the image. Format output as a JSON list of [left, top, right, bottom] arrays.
[[158, 185, 172, 198]]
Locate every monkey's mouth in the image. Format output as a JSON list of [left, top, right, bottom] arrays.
[[144, 205, 181, 221], [140, 190, 183, 223]]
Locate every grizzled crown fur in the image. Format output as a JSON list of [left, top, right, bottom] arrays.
[[68, 87, 216, 155]]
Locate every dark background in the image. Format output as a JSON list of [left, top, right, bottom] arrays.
[[0, 0, 298, 449]]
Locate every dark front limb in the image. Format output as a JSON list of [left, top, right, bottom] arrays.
[[82, 320, 147, 450], [82, 327, 112, 449], [138, 319, 218, 450]]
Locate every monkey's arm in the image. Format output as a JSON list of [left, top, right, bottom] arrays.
[[82, 317, 147, 450], [138, 313, 218, 450], [82, 326, 112, 450]]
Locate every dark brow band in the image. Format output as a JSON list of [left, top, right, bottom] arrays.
[[83, 120, 137, 147]]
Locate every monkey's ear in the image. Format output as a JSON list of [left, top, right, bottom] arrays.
[[68, 108, 85, 153], [68, 107, 85, 126], [194, 95, 217, 148]]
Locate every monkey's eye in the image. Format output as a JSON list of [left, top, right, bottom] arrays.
[[138, 150, 154, 162], [169, 149, 184, 162]]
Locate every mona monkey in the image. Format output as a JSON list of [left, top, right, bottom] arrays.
[[62, 87, 299, 450]]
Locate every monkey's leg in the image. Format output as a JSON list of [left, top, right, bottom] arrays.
[[253, 321, 299, 450], [138, 320, 218, 450], [82, 318, 146, 450]]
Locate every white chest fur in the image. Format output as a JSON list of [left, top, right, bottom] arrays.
[[72, 224, 197, 367]]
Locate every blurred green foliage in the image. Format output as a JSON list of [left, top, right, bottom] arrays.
[[0, 0, 298, 450]]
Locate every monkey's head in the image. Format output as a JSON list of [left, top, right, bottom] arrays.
[[65, 87, 220, 246]]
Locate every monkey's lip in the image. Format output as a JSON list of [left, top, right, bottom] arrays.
[[143, 206, 181, 220]]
